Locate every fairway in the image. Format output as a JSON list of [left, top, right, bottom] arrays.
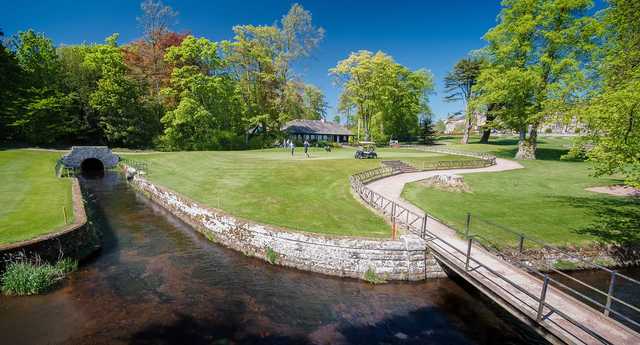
[[127, 147, 466, 238], [401, 137, 639, 247], [0, 150, 73, 244]]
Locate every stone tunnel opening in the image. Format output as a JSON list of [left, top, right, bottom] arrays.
[[80, 158, 105, 177]]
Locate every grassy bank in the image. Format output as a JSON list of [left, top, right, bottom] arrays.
[[127, 147, 465, 238], [402, 137, 639, 247], [0, 150, 73, 244]]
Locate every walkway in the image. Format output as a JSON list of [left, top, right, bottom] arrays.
[[366, 158, 640, 345]]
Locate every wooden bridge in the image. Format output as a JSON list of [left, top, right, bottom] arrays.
[[350, 153, 640, 345]]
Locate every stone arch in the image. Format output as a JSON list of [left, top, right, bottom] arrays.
[[61, 146, 119, 171]]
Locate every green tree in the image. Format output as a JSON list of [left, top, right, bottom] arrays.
[[302, 84, 327, 119], [474, 0, 598, 159], [160, 35, 245, 150], [577, 0, 640, 187], [444, 57, 483, 144], [86, 34, 159, 147], [0, 29, 24, 143], [419, 116, 436, 145], [330, 50, 433, 142]]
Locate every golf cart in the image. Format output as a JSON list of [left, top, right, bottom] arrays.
[[354, 141, 377, 159]]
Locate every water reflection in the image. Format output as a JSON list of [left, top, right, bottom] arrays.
[[0, 172, 546, 344]]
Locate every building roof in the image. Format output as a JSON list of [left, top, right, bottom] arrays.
[[282, 119, 352, 135]]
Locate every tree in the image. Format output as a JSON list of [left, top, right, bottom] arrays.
[[136, 0, 178, 95], [86, 34, 159, 147], [419, 116, 436, 145], [330, 50, 433, 142], [160, 35, 245, 150], [222, 3, 323, 139], [0, 29, 24, 143], [302, 84, 327, 119], [474, 0, 598, 159], [577, 0, 640, 187], [444, 57, 483, 144], [10, 30, 79, 144]]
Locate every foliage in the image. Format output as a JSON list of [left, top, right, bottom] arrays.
[[1, 257, 78, 296], [473, 0, 599, 160], [330, 50, 434, 142], [577, 0, 640, 188], [363, 267, 386, 284], [265, 247, 280, 264], [419, 116, 436, 145]]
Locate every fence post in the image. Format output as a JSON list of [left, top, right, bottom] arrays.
[[391, 202, 396, 219], [604, 271, 617, 317], [465, 237, 473, 270], [63, 207, 68, 224], [537, 275, 550, 322], [518, 235, 525, 255], [464, 213, 471, 238]]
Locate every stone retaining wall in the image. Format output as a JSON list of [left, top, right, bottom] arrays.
[[0, 179, 100, 270], [127, 169, 445, 281]]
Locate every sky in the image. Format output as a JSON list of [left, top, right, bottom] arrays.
[[1, 0, 505, 121]]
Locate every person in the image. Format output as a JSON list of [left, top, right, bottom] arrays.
[[303, 140, 310, 158], [290, 140, 295, 156]]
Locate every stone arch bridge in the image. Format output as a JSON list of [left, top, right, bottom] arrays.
[[61, 146, 119, 172]]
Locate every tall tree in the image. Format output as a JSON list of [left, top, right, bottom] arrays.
[[443, 57, 483, 144], [419, 116, 436, 145], [136, 0, 178, 96], [330, 50, 433, 142], [577, 0, 640, 187], [474, 0, 598, 159], [302, 84, 327, 119], [0, 29, 24, 143], [160, 35, 245, 150]]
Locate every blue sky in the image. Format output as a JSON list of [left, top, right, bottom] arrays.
[[2, 0, 505, 120]]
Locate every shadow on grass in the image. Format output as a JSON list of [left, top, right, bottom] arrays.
[[552, 195, 640, 262]]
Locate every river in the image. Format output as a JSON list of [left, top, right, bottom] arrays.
[[0, 172, 561, 344]]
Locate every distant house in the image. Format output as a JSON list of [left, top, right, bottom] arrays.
[[444, 115, 466, 134], [282, 119, 353, 143]]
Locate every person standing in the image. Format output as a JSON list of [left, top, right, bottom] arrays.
[[303, 140, 310, 158], [290, 141, 295, 156]]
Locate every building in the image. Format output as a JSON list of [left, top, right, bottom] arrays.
[[281, 119, 353, 143]]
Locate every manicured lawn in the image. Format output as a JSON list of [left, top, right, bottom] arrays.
[[127, 147, 465, 238], [402, 137, 639, 248], [0, 150, 73, 244]]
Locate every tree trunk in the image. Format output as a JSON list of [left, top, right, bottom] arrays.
[[461, 116, 472, 144], [515, 126, 537, 160], [479, 128, 491, 143]]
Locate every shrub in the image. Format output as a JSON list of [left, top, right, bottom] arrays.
[[265, 247, 280, 265], [1, 257, 78, 296], [363, 267, 386, 284]]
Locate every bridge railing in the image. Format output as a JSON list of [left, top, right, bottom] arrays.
[[119, 158, 149, 175], [349, 160, 639, 342], [467, 215, 640, 331]]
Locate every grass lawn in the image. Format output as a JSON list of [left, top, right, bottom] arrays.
[[402, 136, 639, 248], [127, 147, 466, 238], [0, 150, 73, 244]]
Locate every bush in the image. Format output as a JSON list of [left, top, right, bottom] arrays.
[[1, 257, 78, 296], [363, 267, 386, 284]]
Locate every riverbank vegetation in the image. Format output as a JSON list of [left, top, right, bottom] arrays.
[[402, 136, 639, 247], [1, 256, 78, 296], [0, 150, 73, 244], [126, 147, 465, 237]]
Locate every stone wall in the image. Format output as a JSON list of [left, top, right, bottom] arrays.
[[62, 146, 119, 169], [127, 169, 445, 281], [0, 179, 100, 270]]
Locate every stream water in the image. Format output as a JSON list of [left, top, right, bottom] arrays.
[[0, 172, 612, 345]]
